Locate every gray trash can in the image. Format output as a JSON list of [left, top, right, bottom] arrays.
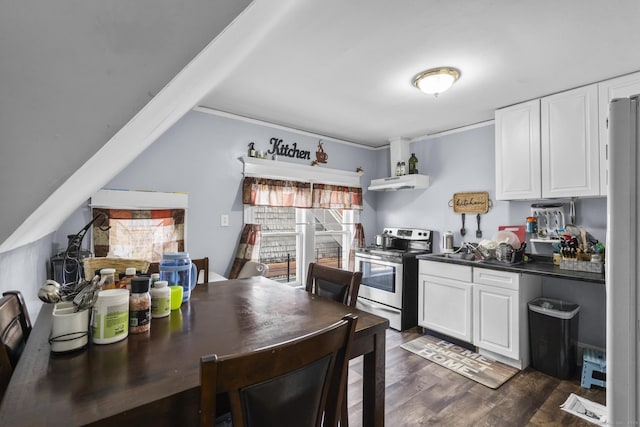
[[528, 297, 580, 379]]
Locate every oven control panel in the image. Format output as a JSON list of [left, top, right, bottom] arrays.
[[383, 227, 432, 240]]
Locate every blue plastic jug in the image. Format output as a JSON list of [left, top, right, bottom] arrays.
[[159, 252, 197, 302]]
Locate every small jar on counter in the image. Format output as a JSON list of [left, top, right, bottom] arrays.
[[120, 267, 136, 290], [129, 277, 151, 333], [150, 280, 171, 318], [99, 268, 116, 290], [150, 273, 160, 288]]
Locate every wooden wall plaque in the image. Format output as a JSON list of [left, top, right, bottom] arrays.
[[451, 191, 490, 214]]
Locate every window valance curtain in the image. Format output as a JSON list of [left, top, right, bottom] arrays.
[[242, 177, 363, 210], [242, 177, 312, 208], [311, 184, 363, 210]]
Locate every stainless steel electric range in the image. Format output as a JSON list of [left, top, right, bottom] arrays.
[[354, 227, 433, 331]]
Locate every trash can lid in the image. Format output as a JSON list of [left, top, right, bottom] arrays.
[[528, 297, 580, 319]]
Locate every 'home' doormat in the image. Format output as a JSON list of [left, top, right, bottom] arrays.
[[401, 335, 519, 389]]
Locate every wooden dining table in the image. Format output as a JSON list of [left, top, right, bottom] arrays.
[[0, 276, 389, 426]]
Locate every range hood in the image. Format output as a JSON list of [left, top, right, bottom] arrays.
[[368, 137, 431, 191], [368, 174, 430, 191]]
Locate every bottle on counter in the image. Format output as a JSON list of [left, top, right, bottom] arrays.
[[400, 161, 406, 176], [150, 273, 160, 288], [99, 268, 116, 290], [409, 153, 418, 174], [120, 267, 136, 290], [129, 277, 151, 333], [150, 280, 171, 319], [395, 161, 402, 176]]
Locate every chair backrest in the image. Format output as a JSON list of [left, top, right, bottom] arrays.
[[200, 313, 357, 427], [147, 262, 159, 275], [0, 291, 32, 399], [192, 257, 209, 284], [237, 261, 269, 279], [305, 263, 362, 308]]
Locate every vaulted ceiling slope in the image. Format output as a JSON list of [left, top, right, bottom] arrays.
[[3, 1, 640, 253], [0, 0, 254, 252], [199, 0, 640, 146]]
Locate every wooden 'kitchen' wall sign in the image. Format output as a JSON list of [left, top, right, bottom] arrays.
[[450, 191, 490, 214]]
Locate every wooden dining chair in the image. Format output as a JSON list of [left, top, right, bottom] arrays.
[[0, 291, 32, 400], [305, 263, 362, 308], [192, 257, 209, 284], [147, 262, 159, 275], [305, 263, 362, 426], [200, 313, 357, 427]]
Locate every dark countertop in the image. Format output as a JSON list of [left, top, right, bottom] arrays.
[[417, 253, 606, 285]]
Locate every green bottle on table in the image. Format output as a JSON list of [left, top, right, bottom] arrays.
[[409, 153, 418, 174]]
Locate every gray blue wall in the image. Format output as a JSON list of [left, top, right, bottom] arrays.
[[2, 110, 607, 347], [55, 110, 381, 278]]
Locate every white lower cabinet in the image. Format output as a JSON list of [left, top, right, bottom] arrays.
[[473, 283, 518, 358], [418, 260, 542, 370], [473, 268, 541, 369], [419, 261, 473, 343]]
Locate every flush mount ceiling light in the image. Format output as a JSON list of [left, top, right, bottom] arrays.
[[412, 67, 461, 96]]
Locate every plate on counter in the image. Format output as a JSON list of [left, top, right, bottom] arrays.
[[492, 230, 521, 248]]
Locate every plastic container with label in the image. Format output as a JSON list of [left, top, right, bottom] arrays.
[[150, 273, 160, 288], [150, 280, 171, 318], [119, 267, 136, 290], [92, 289, 129, 344], [99, 268, 116, 290], [129, 277, 151, 333]]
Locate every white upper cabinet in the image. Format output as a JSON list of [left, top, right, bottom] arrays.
[[496, 84, 601, 200], [541, 84, 600, 198], [598, 71, 640, 196], [495, 99, 542, 200]]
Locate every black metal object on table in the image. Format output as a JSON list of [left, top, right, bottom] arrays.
[[59, 212, 110, 298]]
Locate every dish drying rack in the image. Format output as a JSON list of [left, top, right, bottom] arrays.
[[460, 241, 526, 265]]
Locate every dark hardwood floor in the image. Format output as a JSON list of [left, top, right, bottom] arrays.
[[347, 327, 606, 426]]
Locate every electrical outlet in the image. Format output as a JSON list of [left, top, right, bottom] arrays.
[[220, 214, 229, 227]]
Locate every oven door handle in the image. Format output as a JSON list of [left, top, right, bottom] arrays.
[[357, 298, 401, 314], [355, 256, 402, 267]]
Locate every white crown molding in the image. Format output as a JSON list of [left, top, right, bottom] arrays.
[[193, 106, 378, 150]]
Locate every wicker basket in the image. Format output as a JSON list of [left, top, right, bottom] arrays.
[[83, 257, 150, 279]]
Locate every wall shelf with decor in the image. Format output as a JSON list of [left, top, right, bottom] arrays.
[[241, 157, 362, 187]]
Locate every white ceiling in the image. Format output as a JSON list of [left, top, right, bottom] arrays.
[[198, 0, 640, 147]]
